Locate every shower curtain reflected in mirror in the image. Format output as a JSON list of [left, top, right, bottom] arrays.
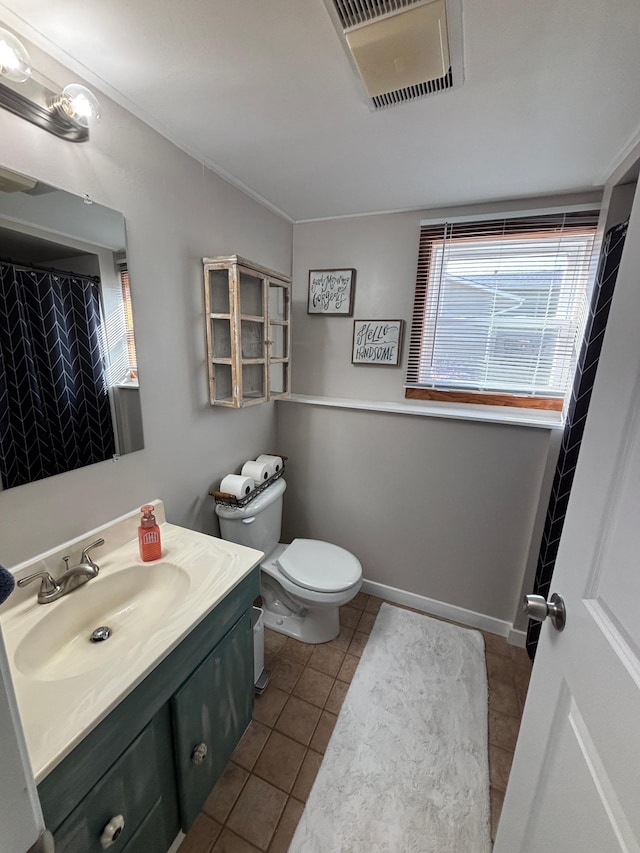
[[0, 260, 115, 489]]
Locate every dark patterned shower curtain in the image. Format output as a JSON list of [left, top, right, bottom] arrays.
[[526, 220, 629, 659], [0, 261, 115, 489]]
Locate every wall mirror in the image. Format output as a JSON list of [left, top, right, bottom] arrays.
[[0, 167, 143, 491]]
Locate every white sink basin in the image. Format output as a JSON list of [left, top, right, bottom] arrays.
[[14, 562, 190, 681]]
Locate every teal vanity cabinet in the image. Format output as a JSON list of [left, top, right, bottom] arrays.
[[37, 569, 259, 853]]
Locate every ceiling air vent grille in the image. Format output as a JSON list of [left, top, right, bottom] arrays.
[[332, 0, 420, 29], [372, 66, 452, 109], [326, 0, 462, 110]]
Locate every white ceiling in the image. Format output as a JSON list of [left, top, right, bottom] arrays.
[[2, 0, 640, 221]]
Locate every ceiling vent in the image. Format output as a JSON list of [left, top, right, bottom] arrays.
[[325, 0, 463, 110]]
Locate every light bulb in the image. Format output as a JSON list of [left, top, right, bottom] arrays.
[[0, 27, 31, 83], [59, 83, 100, 127]]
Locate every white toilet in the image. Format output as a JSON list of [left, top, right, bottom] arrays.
[[216, 478, 362, 643]]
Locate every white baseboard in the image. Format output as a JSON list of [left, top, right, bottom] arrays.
[[361, 578, 519, 642], [507, 628, 527, 648]]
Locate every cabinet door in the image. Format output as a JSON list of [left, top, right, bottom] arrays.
[[171, 611, 253, 829], [237, 265, 268, 405], [204, 264, 236, 406], [53, 706, 177, 853], [121, 798, 168, 853], [267, 278, 291, 399]]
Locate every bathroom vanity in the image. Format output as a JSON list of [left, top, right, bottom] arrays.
[[0, 504, 262, 853]]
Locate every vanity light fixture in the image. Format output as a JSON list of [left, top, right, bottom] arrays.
[[0, 26, 31, 82], [54, 83, 101, 127], [0, 25, 100, 142]]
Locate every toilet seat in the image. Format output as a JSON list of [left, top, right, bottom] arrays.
[[276, 538, 361, 593]]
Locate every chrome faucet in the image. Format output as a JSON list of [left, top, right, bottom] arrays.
[[17, 538, 105, 604]]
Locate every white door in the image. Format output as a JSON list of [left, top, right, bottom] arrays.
[[0, 626, 45, 853], [494, 187, 640, 852]]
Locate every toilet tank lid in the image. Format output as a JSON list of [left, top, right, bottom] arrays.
[[277, 538, 362, 593], [215, 477, 286, 519]]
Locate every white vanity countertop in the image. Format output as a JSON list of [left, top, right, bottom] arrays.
[[0, 504, 263, 783]]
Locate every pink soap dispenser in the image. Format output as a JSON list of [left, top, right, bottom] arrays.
[[138, 505, 162, 561]]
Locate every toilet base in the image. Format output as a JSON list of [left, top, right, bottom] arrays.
[[259, 561, 361, 644], [262, 603, 340, 644]]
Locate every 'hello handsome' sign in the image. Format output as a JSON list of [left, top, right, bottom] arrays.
[[352, 320, 404, 366]]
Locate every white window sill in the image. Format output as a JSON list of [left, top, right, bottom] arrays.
[[111, 380, 140, 389], [279, 394, 564, 430]]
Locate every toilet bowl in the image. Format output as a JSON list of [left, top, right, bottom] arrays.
[[215, 479, 362, 643]]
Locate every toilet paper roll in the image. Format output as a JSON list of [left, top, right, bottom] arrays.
[[253, 458, 275, 478], [252, 457, 275, 477], [241, 460, 272, 484], [220, 474, 254, 499], [256, 454, 283, 474]]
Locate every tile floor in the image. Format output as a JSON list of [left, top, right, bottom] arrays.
[[178, 593, 533, 852]]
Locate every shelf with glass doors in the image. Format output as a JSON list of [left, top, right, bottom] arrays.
[[203, 255, 291, 407]]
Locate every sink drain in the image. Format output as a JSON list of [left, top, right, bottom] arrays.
[[90, 626, 112, 643]]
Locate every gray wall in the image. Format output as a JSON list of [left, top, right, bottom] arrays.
[[0, 39, 292, 567], [279, 199, 599, 627], [291, 196, 600, 402], [293, 211, 419, 399], [278, 403, 552, 623]]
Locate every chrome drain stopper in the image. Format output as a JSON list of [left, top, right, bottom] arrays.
[[90, 626, 112, 643]]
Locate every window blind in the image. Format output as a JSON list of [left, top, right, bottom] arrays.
[[120, 267, 138, 372], [405, 212, 600, 409]]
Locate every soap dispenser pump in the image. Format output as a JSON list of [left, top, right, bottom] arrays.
[[138, 505, 162, 562]]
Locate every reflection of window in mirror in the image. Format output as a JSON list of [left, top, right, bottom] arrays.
[[119, 264, 138, 380], [105, 252, 138, 386]]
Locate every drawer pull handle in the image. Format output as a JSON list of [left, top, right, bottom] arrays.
[[100, 815, 125, 849], [191, 742, 208, 765]]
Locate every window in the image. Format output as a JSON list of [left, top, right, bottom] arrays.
[[405, 212, 599, 411]]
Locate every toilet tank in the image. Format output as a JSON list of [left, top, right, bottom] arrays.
[[215, 477, 286, 557]]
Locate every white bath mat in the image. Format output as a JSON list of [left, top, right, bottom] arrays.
[[289, 603, 491, 853]]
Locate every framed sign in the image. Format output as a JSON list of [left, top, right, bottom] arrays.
[[307, 268, 355, 315], [352, 319, 404, 366]]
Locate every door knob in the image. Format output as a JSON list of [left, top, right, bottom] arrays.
[[523, 592, 566, 631]]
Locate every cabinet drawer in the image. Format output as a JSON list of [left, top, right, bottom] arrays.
[[172, 610, 253, 829], [53, 710, 169, 853]]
